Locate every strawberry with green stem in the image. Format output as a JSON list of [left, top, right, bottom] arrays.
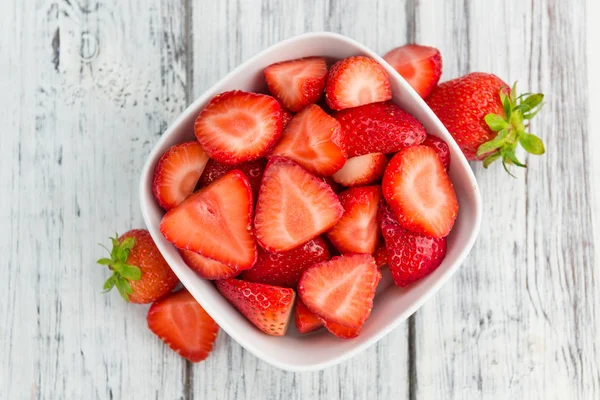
[[97, 229, 179, 303], [426, 72, 545, 176]]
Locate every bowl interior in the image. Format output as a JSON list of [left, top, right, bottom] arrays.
[[139, 32, 481, 372]]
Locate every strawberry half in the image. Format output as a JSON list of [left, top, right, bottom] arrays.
[[327, 186, 381, 255], [255, 157, 344, 252], [180, 249, 239, 280], [331, 153, 387, 187], [216, 279, 295, 336], [325, 56, 392, 110], [269, 104, 346, 176], [147, 290, 219, 363], [334, 101, 426, 157], [378, 204, 446, 286], [295, 298, 323, 334], [383, 44, 442, 99], [160, 170, 257, 269], [298, 254, 381, 328], [194, 90, 283, 164], [152, 141, 209, 210], [422, 134, 451, 170], [241, 237, 330, 288], [382, 145, 458, 238], [373, 242, 388, 269], [320, 317, 361, 339], [264, 57, 328, 112], [197, 158, 267, 200]]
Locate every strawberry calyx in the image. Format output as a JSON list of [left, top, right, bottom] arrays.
[[477, 82, 545, 176], [97, 234, 142, 301]]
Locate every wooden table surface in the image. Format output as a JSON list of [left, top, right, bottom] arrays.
[[1, 0, 598, 399]]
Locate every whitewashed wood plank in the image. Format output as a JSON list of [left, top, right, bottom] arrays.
[[0, 0, 189, 398], [413, 0, 599, 398], [190, 1, 411, 399]]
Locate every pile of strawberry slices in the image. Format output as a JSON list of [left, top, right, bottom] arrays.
[[153, 54, 458, 339]]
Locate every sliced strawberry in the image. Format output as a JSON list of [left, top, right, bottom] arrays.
[[264, 57, 328, 112], [422, 134, 450, 170], [382, 145, 458, 238], [325, 56, 392, 110], [295, 298, 323, 334], [334, 101, 426, 157], [194, 91, 283, 164], [378, 204, 446, 286], [270, 104, 346, 176], [383, 44, 442, 99], [147, 290, 219, 363], [320, 176, 343, 194], [327, 186, 381, 255], [281, 109, 293, 128], [255, 157, 344, 252], [197, 158, 266, 200], [373, 242, 388, 269], [241, 237, 330, 288], [160, 170, 257, 269], [215, 279, 295, 336], [332, 153, 387, 187], [320, 317, 361, 339], [180, 249, 239, 280], [298, 254, 381, 328], [152, 141, 209, 210]]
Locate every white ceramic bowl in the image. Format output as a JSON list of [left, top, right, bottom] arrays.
[[139, 32, 482, 372]]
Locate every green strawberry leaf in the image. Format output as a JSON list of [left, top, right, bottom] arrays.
[[484, 114, 509, 132], [97, 234, 139, 302], [97, 258, 113, 266], [114, 275, 133, 302], [482, 152, 501, 168], [103, 275, 116, 292], [520, 132, 545, 155], [120, 264, 142, 281]]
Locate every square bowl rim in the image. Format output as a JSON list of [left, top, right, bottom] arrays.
[[139, 31, 483, 372]]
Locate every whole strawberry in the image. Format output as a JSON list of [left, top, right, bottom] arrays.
[[426, 72, 545, 174], [97, 229, 179, 303]]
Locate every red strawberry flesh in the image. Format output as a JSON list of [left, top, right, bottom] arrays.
[[153, 141, 209, 210], [180, 249, 239, 280], [194, 90, 283, 164], [147, 290, 219, 363], [331, 153, 388, 187], [265, 57, 328, 112], [422, 134, 451, 170], [269, 104, 346, 176], [383, 44, 442, 99], [197, 158, 266, 200], [327, 186, 381, 255], [295, 298, 323, 334], [298, 254, 381, 328], [326, 56, 392, 110], [382, 145, 458, 238], [255, 157, 343, 252], [160, 170, 257, 269]]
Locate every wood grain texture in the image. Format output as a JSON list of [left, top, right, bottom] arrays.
[[413, 0, 599, 398], [0, 0, 189, 398], [0, 0, 597, 399]]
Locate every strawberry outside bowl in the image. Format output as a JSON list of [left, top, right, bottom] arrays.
[[139, 32, 482, 372]]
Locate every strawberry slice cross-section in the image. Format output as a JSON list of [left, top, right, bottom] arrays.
[[216, 279, 296, 336], [194, 90, 283, 164], [325, 56, 392, 111], [160, 170, 257, 270], [264, 57, 328, 112], [270, 104, 347, 176], [180, 249, 239, 280], [382, 145, 458, 238], [383, 44, 442, 99], [298, 254, 381, 328], [152, 141, 210, 211], [254, 157, 344, 252], [147, 289, 219, 363], [327, 186, 382, 255]]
